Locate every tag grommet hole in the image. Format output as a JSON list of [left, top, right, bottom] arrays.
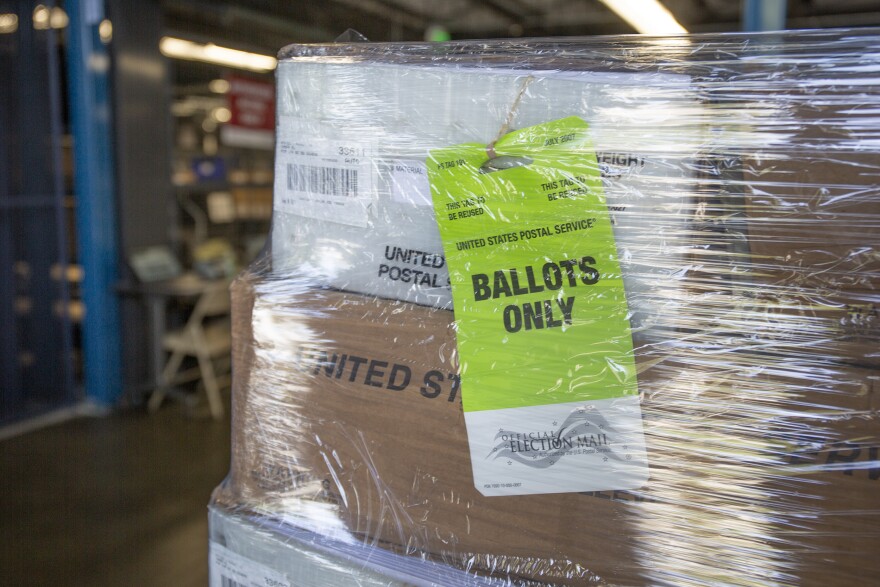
[[479, 155, 534, 174]]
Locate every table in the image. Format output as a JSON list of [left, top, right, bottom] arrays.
[[117, 272, 230, 402]]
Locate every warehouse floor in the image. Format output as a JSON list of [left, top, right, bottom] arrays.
[[0, 406, 230, 586]]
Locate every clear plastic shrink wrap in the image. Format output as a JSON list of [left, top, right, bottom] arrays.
[[210, 29, 880, 586]]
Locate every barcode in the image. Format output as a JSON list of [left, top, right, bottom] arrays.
[[287, 163, 358, 197], [221, 576, 246, 587]]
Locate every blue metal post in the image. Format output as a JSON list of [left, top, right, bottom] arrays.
[[743, 0, 787, 32], [66, 0, 123, 405]]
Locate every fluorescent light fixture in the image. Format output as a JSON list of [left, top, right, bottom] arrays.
[[159, 37, 277, 72], [598, 0, 688, 35]]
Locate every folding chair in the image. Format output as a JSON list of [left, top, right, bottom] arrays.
[[147, 282, 231, 419]]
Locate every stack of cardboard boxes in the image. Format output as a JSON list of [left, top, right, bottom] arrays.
[[210, 31, 879, 586]]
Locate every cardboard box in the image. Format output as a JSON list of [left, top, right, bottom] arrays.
[[743, 149, 880, 293], [639, 284, 879, 369], [227, 278, 643, 585], [220, 275, 880, 586], [623, 354, 880, 587], [770, 423, 880, 587], [747, 290, 879, 368], [271, 64, 704, 312]]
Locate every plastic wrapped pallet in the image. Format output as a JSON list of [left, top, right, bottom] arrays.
[[208, 505, 505, 586], [271, 65, 702, 334], [211, 29, 880, 587]]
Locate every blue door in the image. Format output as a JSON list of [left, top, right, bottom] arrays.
[[0, 1, 78, 423]]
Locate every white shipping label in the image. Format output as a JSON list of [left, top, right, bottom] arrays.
[[274, 136, 375, 228], [465, 396, 649, 496], [209, 542, 291, 587]]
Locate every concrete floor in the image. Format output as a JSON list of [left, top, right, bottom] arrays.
[[0, 406, 231, 586]]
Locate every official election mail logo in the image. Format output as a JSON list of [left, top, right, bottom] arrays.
[[490, 405, 628, 469], [465, 396, 649, 496]]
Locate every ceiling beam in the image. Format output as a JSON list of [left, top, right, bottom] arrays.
[[323, 0, 428, 32], [472, 0, 529, 21], [164, 1, 334, 42]]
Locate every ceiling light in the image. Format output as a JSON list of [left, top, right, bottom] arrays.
[[49, 6, 68, 29], [212, 107, 232, 123], [99, 19, 112, 43], [33, 5, 49, 29], [598, 0, 687, 35], [33, 5, 68, 30], [209, 79, 230, 94], [0, 13, 18, 34], [159, 37, 277, 72]]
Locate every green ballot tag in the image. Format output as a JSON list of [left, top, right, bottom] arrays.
[[428, 117, 648, 496]]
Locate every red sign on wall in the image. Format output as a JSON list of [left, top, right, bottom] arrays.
[[223, 75, 275, 149]]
